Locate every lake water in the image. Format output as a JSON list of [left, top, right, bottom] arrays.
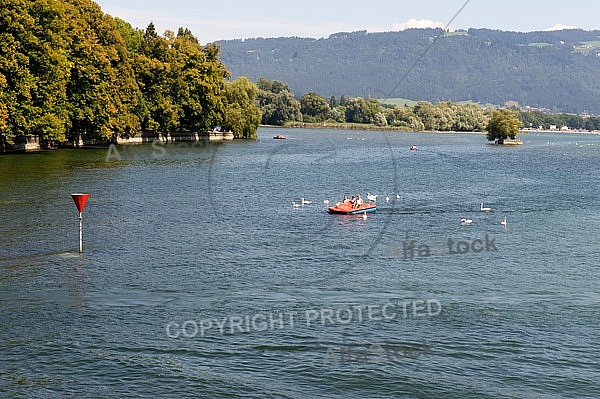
[[1, 128, 599, 398]]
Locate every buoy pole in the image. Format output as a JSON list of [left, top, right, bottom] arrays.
[[78, 211, 83, 253], [71, 193, 90, 254]]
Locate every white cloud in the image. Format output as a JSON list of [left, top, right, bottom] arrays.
[[545, 23, 579, 31], [393, 19, 450, 31]]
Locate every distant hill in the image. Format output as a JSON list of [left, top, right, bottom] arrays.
[[216, 28, 600, 114]]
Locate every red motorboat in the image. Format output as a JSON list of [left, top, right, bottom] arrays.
[[273, 134, 286, 139], [328, 201, 377, 215]]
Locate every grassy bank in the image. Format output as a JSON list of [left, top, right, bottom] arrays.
[[276, 121, 490, 134], [280, 121, 414, 132]]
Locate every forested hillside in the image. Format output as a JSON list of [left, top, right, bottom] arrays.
[[217, 28, 600, 114]]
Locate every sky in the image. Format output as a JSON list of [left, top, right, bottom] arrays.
[[94, 0, 600, 44]]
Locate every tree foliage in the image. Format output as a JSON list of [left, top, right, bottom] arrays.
[[344, 97, 384, 124], [64, 0, 140, 143], [299, 92, 330, 123], [0, 0, 70, 146], [519, 110, 600, 130], [486, 109, 522, 142], [222, 76, 261, 138], [1, 0, 235, 149], [257, 78, 301, 125], [385, 105, 424, 130]]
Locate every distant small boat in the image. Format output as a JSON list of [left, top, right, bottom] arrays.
[[273, 134, 286, 139], [409, 145, 418, 150]]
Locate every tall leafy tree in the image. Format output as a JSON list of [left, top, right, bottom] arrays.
[[135, 25, 229, 133], [0, 0, 70, 147], [257, 78, 301, 125], [299, 92, 330, 122], [413, 102, 436, 131], [63, 0, 140, 143], [486, 109, 522, 142], [344, 97, 383, 124], [386, 105, 424, 130], [222, 76, 261, 138], [114, 18, 144, 54]]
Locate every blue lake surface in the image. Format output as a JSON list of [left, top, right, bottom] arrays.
[[1, 128, 599, 398]]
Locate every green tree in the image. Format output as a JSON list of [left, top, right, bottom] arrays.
[[435, 102, 487, 132], [168, 36, 229, 132], [344, 97, 383, 124], [329, 96, 337, 108], [413, 102, 436, 130], [114, 18, 144, 53], [486, 109, 522, 142], [134, 24, 229, 133], [64, 0, 140, 143], [327, 106, 346, 123], [0, 0, 70, 147], [222, 76, 261, 139], [257, 78, 301, 125], [299, 92, 330, 123], [386, 105, 424, 130]]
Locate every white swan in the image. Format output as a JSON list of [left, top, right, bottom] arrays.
[[366, 192, 377, 202], [480, 203, 491, 212], [385, 196, 390, 203], [323, 199, 329, 204], [460, 218, 473, 225], [291, 201, 301, 207], [500, 217, 507, 226], [396, 194, 401, 200], [300, 197, 311, 205]]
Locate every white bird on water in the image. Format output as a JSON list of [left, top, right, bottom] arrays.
[[366, 192, 378, 202], [301, 197, 311, 205], [501, 217, 508, 226], [480, 202, 491, 212], [291, 201, 301, 207], [323, 199, 330, 204], [396, 194, 401, 200], [385, 196, 390, 203], [460, 218, 473, 225]]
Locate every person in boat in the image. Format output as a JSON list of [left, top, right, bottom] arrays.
[[355, 194, 363, 209], [342, 195, 350, 204]]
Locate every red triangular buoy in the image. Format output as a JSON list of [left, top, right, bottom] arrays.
[[71, 193, 90, 213]]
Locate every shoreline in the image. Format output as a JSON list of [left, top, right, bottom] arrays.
[[4, 126, 599, 154], [268, 123, 600, 135], [270, 122, 486, 134]]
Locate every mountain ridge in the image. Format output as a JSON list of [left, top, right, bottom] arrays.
[[216, 28, 600, 114]]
